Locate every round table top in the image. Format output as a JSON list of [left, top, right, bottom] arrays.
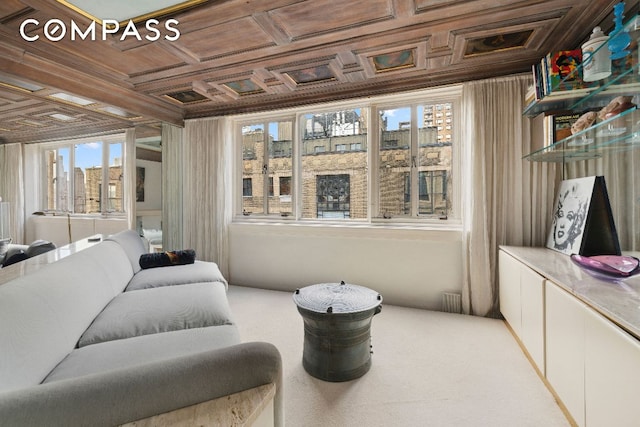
[[293, 281, 382, 314]]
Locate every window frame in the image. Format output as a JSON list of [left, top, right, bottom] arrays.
[[38, 134, 127, 216], [232, 85, 462, 228]]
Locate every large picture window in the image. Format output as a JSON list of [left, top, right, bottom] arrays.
[[42, 136, 125, 215], [235, 87, 460, 225]]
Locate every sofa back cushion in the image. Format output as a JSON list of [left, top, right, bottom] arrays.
[[106, 229, 147, 274], [0, 240, 133, 391], [78, 282, 234, 347]]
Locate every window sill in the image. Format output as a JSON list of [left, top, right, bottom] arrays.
[[231, 216, 462, 234]]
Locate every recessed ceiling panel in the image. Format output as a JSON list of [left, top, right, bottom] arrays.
[[270, 0, 394, 40], [223, 79, 265, 96], [371, 49, 416, 73], [176, 17, 275, 60], [165, 90, 208, 104], [464, 30, 534, 57], [55, 0, 207, 24], [286, 65, 336, 85]]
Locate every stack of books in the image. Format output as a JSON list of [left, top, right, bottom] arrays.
[[530, 49, 594, 102]]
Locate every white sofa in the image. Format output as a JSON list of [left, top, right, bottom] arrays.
[[0, 230, 283, 426]]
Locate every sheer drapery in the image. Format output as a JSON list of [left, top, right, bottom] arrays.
[[162, 123, 184, 253], [564, 147, 640, 251], [0, 143, 25, 243], [182, 117, 232, 277], [124, 128, 136, 230], [462, 74, 557, 316]]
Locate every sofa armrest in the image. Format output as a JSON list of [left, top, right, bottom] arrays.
[[0, 341, 283, 427]]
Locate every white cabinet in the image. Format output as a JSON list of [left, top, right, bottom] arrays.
[[520, 266, 545, 374], [498, 249, 545, 374], [500, 246, 640, 427], [545, 281, 585, 427], [499, 250, 522, 337], [584, 306, 640, 427]]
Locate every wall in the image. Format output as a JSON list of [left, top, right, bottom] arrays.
[[229, 223, 463, 310], [136, 158, 162, 231]]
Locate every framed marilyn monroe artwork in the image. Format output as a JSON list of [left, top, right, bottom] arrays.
[[546, 176, 620, 256]]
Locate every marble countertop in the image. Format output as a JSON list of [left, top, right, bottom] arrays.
[[500, 246, 640, 340]]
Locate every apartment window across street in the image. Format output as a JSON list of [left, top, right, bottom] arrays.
[[236, 89, 459, 224], [43, 137, 125, 214]]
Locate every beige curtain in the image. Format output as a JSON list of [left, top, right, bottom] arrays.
[[162, 123, 184, 252], [124, 128, 136, 230], [0, 143, 25, 243], [462, 74, 557, 317], [565, 146, 640, 251], [182, 117, 232, 277]]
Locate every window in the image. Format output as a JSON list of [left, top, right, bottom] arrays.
[[379, 102, 453, 219], [243, 178, 253, 197], [241, 120, 293, 215], [43, 136, 125, 214], [301, 109, 367, 220], [317, 174, 350, 218], [235, 87, 459, 224]]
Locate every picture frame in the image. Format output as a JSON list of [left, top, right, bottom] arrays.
[[546, 176, 620, 256]]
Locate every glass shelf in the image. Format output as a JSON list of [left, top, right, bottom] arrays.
[[524, 11, 640, 118], [524, 107, 640, 162]]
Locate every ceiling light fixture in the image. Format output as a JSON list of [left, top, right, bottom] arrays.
[[55, 0, 208, 25], [49, 92, 95, 106], [0, 75, 43, 92]]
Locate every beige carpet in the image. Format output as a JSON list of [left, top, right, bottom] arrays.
[[227, 285, 570, 427]]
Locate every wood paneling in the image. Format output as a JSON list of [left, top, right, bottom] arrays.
[[0, 0, 626, 144]]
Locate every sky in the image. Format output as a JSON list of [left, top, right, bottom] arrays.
[[74, 141, 122, 169]]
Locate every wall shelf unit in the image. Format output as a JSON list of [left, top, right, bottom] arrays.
[[525, 106, 640, 162], [525, 7, 640, 162]]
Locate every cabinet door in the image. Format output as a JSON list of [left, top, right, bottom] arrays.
[[545, 281, 585, 427], [585, 307, 640, 427], [499, 250, 522, 337], [520, 266, 545, 374]]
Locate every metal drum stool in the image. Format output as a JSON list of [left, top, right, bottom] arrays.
[[293, 281, 382, 382]]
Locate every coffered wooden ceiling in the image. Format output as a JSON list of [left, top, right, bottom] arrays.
[[0, 0, 628, 144]]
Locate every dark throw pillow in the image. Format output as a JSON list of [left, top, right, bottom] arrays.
[[139, 249, 196, 269]]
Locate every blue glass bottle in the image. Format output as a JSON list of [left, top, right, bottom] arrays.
[[609, 2, 631, 60]]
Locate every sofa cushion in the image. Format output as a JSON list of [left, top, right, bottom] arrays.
[[46, 325, 241, 382], [0, 241, 131, 391], [78, 282, 234, 347], [106, 229, 147, 274], [126, 260, 228, 291]]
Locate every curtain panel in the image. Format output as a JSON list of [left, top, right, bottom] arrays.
[[0, 143, 25, 243], [462, 74, 557, 317], [181, 117, 232, 277], [162, 123, 184, 252]]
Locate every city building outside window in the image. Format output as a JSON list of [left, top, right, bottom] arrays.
[[42, 136, 125, 214], [235, 87, 459, 225]]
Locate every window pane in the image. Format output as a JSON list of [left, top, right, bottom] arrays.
[[301, 109, 367, 219], [241, 124, 264, 214], [379, 107, 411, 217], [418, 103, 452, 216], [75, 141, 102, 214], [108, 142, 123, 212], [268, 120, 293, 215], [46, 147, 70, 211]]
